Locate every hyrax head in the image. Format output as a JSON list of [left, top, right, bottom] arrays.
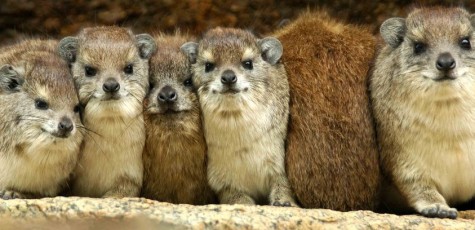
[[146, 34, 197, 115], [2, 53, 82, 142], [58, 26, 156, 114], [380, 7, 475, 86], [181, 27, 283, 109]]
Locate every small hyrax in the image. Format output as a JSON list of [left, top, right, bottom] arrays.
[[141, 33, 216, 204], [58, 26, 156, 198], [181, 27, 296, 206], [273, 11, 381, 211], [371, 7, 475, 219], [0, 39, 83, 199]]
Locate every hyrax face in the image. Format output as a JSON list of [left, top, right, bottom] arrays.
[[181, 28, 283, 111], [58, 27, 156, 117], [380, 8, 475, 100], [2, 55, 82, 146], [146, 36, 196, 115]]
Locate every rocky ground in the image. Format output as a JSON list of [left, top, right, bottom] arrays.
[[1, 0, 474, 44], [0, 197, 474, 229]]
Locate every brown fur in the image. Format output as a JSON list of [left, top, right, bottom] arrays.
[[371, 7, 475, 219], [0, 39, 83, 199], [273, 11, 381, 210], [141, 33, 216, 204]]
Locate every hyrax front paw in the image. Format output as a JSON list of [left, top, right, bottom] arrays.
[[419, 203, 457, 219], [271, 199, 298, 207], [0, 190, 25, 199]]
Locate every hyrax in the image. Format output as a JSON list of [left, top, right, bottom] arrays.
[[0, 39, 83, 199], [273, 12, 381, 210], [181, 28, 296, 206], [371, 7, 475, 219], [58, 26, 156, 198], [141, 33, 216, 204]]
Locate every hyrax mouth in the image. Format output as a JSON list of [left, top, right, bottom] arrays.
[[432, 52, 458, 82], [48, 117, 75, 139], [155, 85, 183, 114], [101, 78, 122, 101]]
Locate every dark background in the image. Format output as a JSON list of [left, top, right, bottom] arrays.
[[0, 0, 472, 43]]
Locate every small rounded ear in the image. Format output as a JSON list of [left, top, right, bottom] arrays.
[[135, 33, 157, 59], [380, 17, 406, 48], [58, 36, 79, 63], [180, 42, 199, 64], [258, 37, 283, 65], [0, 64, 24, 93]]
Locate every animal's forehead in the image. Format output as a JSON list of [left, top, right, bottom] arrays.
[[406, 8, 472, 41], [198, 28, 259, 62], [151, 51, 190, 82]]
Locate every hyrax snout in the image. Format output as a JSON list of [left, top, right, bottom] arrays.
[[181, 27, 296, 206], [372, 7, 475, 219]]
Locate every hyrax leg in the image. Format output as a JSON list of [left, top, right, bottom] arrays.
[[219, 187, 255, 205], [102, 175, 141, 198], [398, 178, 457, 219], [0, 190, 31, 199], [269, 174, 298, 207]]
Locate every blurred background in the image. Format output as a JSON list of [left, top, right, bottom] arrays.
[[0, 0, 472, 43]]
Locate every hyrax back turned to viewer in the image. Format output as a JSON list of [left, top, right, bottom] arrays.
[[0, 39, 83, 199], [371, 7, 475, 219], [273, 12, 381, 211], [58, 26, 156, 198], [141, 33, 216, 204], [181, 28, 296, 206]]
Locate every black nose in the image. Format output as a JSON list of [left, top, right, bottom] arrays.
[[221, 70, 237, 85], [158, 85, 177, 103], [58, 117, 73, 136], [103, 78, 120, 93], [436, 52, 456, 71]]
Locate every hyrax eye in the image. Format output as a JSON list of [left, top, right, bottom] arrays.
[[242, 60, 253, 70], [460, 37, 471, 50], [35, 99, 49, 110], [84, 66, 97, 77], [149, 82, 155, 91], [124, 64, 134, 74], [184, 78, 193, 87], [205, 62, 215, 73], [414, 42, 427, 55], [73, 104, 81, 113]]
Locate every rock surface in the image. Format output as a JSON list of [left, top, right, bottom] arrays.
[[0, 197, 474, 229]]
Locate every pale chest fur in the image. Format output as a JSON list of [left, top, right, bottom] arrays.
[[394, 99, 475, 205], [0, 143, 78, 196], [72, 114, 145, 197], [204, 105, 285, 200]]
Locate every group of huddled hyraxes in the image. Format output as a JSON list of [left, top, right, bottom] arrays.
[[0, 6, 474, 219]]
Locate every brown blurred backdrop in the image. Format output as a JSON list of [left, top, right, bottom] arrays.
[[0, 0, 472, 43]]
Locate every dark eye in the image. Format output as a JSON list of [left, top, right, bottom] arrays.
[[124, 64, 133, 74], [242, 60, 253, 70], [205, 62, 215, 73], [414, 42, 426, 55], [149, 82, 155, 91], [35, 99, 48, 110], [74, 104, 81, 113], [8, 79, 19, 90], [460, 37, 471, 50], [184, 78, 193, 87], [85, 66, 97, 77]]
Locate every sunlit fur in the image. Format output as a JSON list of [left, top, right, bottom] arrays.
[[192, 28, 295, 205], [371, 7, 475, 217], [69, 27, 150, 197], [0, 39, 83, 198], [141, 33, 216, 204]]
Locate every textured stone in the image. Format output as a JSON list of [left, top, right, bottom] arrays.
[[0, 197, 474, 229]]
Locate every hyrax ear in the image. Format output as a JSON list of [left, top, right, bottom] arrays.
[[58, 36, 79, 63], [0, 64, 24, 93], [180, 42, 199, 64], [380, 17, 406, 48], [258, 37, 283, 65], [135, 34, 157, 59]]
